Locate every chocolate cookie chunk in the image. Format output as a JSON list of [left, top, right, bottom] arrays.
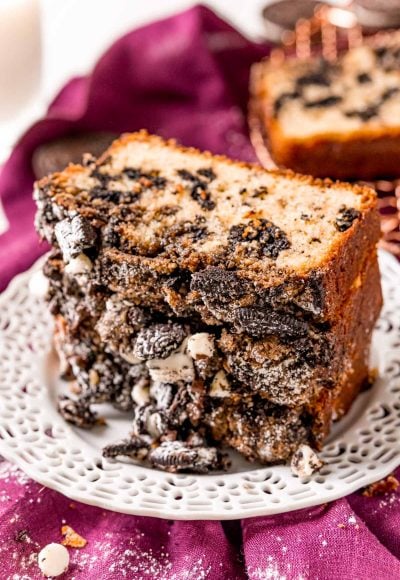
[[148, 441, 225, 473], [102, 437, 150, 460], [335, 207, 361, 232], [58, 396, 99, 428], [232, 307, 309, 339], [228, 219, 290, 259], [133, 323, 187, 360], [55, 216, 98, 262]]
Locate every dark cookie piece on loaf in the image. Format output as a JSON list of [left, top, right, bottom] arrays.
[[133, 323, 187, 360]]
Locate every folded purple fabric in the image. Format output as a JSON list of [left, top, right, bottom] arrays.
[[1, 6, 400, 579], [0, 4, 263, 291]]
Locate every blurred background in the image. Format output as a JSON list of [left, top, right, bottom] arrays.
[[41, 0, 271, 96], [1, 0, 356, 161], [0, 0, 268, 161]]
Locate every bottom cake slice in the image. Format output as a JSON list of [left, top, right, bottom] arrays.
[[45, 251, 380, 406], [47, 253, 382, 472]]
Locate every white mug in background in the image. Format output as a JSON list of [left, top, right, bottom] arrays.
[[0, 0, 42, 124]]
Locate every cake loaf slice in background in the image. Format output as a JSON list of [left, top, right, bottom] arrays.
[[251, 33, 400, 179]]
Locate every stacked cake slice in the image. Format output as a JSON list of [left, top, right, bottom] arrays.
[[34, 131, 382, 473]]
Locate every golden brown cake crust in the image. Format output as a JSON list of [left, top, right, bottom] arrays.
[[262, 122, 400, 180]]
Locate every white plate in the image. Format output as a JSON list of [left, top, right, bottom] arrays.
[[0, 251, 400, 520]]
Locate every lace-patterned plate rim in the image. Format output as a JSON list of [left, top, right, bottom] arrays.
[[0, 250, 399, 520]]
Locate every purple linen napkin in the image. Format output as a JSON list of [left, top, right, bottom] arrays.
[[0, 6, 399, 579]]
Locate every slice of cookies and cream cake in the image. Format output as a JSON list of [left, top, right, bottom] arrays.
[[251, 33, 400, 179], [34, 131, 382, 472]]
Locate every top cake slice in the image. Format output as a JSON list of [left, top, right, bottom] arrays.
[[34, 131, 379, 326], [251, 33, 400, 179]]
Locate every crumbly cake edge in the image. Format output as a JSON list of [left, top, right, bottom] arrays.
[[37, 129, 378, 208]]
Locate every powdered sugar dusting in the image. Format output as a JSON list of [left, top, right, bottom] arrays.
[[0, 461, 31, 487], [247, 556, 287, 580]]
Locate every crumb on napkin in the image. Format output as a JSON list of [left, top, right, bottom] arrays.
[[61, 524, 88, 548]]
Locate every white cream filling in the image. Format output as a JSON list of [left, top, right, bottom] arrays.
[[64, 253, 93, 275], [147, 351, 194, 384], [209, 370, 231, 397], [131, 377, 150, 406], [187, 332, 215, 359], [120, 351, 142, 365], [146, 412, 164, 438], [146, 338, 194, 384]]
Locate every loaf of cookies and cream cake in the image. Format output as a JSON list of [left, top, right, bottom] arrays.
[[251, 33, 400, 179], [33, 131, 382, 472]]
